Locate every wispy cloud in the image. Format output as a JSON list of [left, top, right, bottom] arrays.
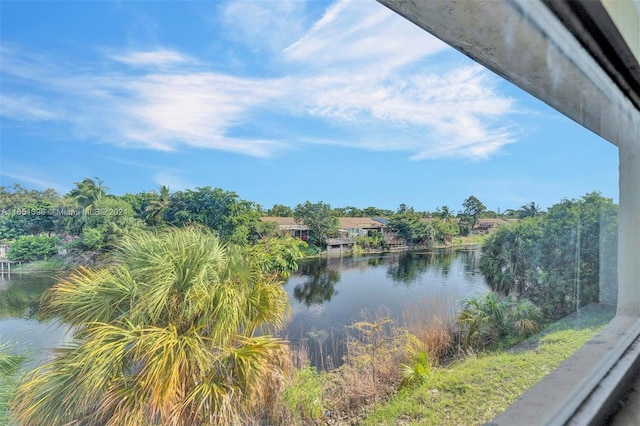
[[111, 49, 195, 68], [120, 73, 287, 155], [284, 0, 446, 72], [0, 93, 60, 121], [0, 167, 68, 193], [220, 1, 309, 53], [281, 0, 517, 159], [1, 0, 521, 161]]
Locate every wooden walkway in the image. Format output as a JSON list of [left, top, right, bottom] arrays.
[[0, 260, 22, 273]]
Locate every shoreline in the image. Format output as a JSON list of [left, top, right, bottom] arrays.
[[312, 236, 486, 258]]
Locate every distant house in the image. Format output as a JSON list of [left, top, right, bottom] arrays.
[[371, 217, 407, 247], [475, 218, 513, 234], [259, 217, 309, 241], [260, 216, 389, 252], [337, 217, 384, 237]]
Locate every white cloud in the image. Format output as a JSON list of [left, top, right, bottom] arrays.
[[100, 156, 168, 170], [277, 0, 518, 159], [120, 72, 287, 155], [1, 0, 521, 161], [1, 46, 288, 156]]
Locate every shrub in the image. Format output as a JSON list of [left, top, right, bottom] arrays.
[[323, 310, 418, 414], [7, 235, 58, 261], [400, 349, 431, 389], [457, 293, 542, 349], [283, 365, 325, 422]]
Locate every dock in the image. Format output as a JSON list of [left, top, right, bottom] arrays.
[[0, 259, 22, 273]]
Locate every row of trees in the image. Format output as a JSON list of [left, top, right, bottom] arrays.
[[269, 199, 542, 221], [1, 179, 545, 257], [1, 180, 274, 256], [478, 192, 617, 320]]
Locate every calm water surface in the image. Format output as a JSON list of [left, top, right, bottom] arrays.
[[280, 247, 488, 366], [0, 247, 488, 369], [0, 272, 73, 369]]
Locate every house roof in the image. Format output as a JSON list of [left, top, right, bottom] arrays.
[[338, 217, 385, 229], [259, 217, 308, 230], [260, 216, 385, 231], [476, 218, 511, 227]]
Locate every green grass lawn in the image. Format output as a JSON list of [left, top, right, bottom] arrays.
[[361, 304, 615, 426]]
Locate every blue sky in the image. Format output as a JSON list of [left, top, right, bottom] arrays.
[[0, 0, 618, 213]]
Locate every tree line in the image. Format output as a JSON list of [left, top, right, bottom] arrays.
[[1, 177, 550, 259]]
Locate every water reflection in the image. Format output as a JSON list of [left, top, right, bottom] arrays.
[[0, 250, 488, 370], [386, 249, 464, 285], [460, 249, 480, 278], [0, 273, 72, 368], [293, 259, 341, 306], [0, 273, 58, 319]]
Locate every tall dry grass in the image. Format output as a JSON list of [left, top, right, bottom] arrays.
[[322, 308, 417, 415], [402, 294, 458, 362], [275, 298, 461, 423]]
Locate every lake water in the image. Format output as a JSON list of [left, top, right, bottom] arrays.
[[0, 247, 488, 369], [280, 247, 488, 366], [0, 272, 73, 369]]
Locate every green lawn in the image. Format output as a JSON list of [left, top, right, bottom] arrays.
[[361, 304, 615, 426]]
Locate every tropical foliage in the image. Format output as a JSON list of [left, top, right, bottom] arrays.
[[68, 177, 109, 209], [244, 235, 307, 277], [400, 349, 431, 389], [293, 201, 339, 249], [479, 218, 542, 296], [143, 184, 171, 225], [164, 186, 261, 245], [0, 180, 481, 254], [11, 227, 292, 425], [355, 230, 387, 250], [7, 235, 58, 261], [0, 345, 23, 425], [387, 210, 434, 246], [283, 366, 325, 422], [479, 192, 617, 319], [459, 195, 486, 235], [457, 292, 542, 348]]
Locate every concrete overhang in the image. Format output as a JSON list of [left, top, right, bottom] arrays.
[[377, 0, 640, 424]]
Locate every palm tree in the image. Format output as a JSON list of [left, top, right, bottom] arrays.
[[144, 184, 171, 225], [69, 177, 109, 209], [436, 205, 453, 221], [11, 227, 291, 425], [458, 292, 509, 347], [518, 202, 541, 218], [457, 293, 542, 348]]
